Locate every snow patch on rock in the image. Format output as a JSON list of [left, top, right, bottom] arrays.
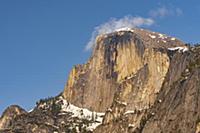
[[168, 47, 189, 52], [171, 37, 176, 41], [124, 110, 135, 114], [116, 27, 134, 32], [149, 34, 156, 39], [59, 97, 105, 131]]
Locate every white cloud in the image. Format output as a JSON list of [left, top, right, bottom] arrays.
[[149, 6, 183, 18], [84, 6, 183, 51], [85, 16, 154, 51]]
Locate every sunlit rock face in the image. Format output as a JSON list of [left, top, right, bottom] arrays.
[[0, 105, 27, 129], [94, 41, 200, 133], [63, 28, 185, 113]]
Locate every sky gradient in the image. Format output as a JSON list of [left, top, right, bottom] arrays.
[[0, 0, 200, 114]]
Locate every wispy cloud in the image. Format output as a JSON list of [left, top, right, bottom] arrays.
[[149, 6, 183, 18], [85, 16, 154, 51], [85, 6, 183, 51], [149, 7, 170, 18]]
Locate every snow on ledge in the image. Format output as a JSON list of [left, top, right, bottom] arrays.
[[171, 37, 176, 41], [149, 34, 156, 39], [28, 109, 34, 113], [59, 97, 105, 131], [116, 27, 134, 32], [124, 110, 135, 115], [168, 47, 189, 52]]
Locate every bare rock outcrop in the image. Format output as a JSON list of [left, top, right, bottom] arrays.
[[0, 105, 26, 130]]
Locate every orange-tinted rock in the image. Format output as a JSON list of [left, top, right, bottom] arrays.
[[63, 28, 185, 112]]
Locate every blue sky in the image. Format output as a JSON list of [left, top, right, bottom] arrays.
[[0, 0, 199, 114]]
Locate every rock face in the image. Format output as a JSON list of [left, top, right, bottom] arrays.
[[1, 28, 200, 133], [63, 28, 185, 112], [0, 105, 26, 129], [94, 46, 200, 133], [140, 47, 200, 133]]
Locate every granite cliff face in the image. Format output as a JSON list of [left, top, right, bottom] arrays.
[[1, 28, 200, 133], [63, 28, 185, 112], [94, 46, 200, 133]]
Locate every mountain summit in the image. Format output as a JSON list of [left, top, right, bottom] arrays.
[[63, 28, 186, 112], [1, 28, 200, 133]]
